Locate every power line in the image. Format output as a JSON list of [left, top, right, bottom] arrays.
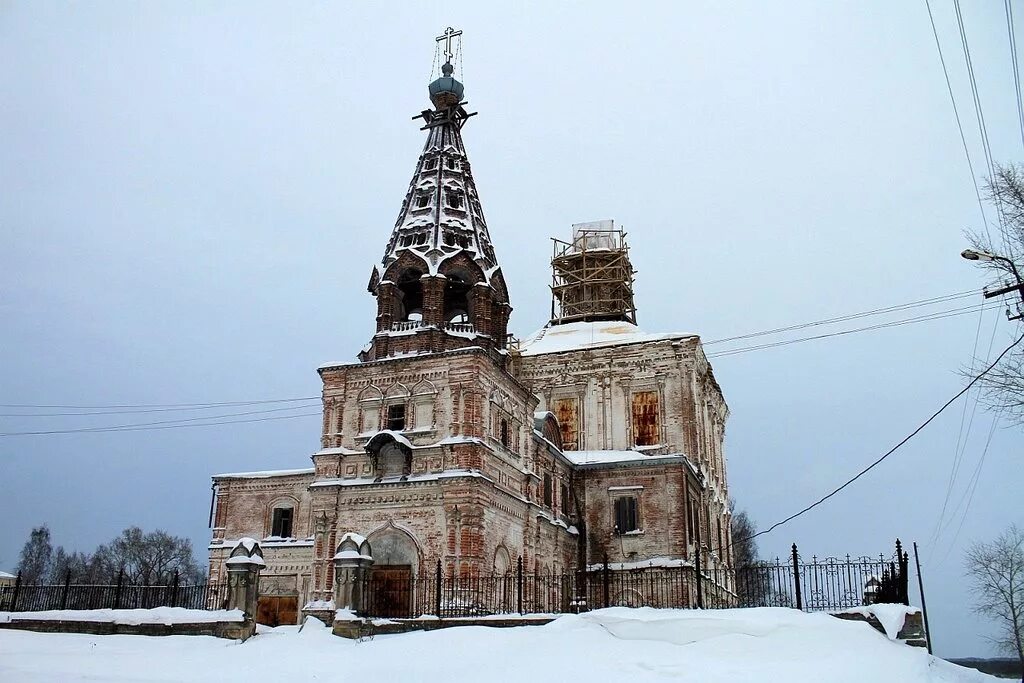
[[924, 0, 992, 239], [735, 331, 1024, 548], [0, 396, 321, 413], [0, 403, 322, 437], [0, 412, 322, 437], [703, 289, 977, 346], [706, 301, 1002, 359], [1006, 0, 1024, 151], [928, 300, 989, 552]]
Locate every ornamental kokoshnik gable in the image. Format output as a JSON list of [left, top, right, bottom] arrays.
[[207, 39, 732, 625]]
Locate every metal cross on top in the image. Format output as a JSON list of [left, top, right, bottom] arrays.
[[436, 26, 463, 64]]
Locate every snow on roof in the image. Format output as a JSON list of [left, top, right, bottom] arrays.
[[517, 320, 695, 356], [212, 467, 314, 480], [586, 557, 694, 571], [310, 468, 490, 489], [562, 450, 687, 466], [339, 531, 367, 547], [0, 571, 14, 579], [225, 554, 266, 567]]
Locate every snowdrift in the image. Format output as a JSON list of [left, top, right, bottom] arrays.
[[0, 606, 996, 682]]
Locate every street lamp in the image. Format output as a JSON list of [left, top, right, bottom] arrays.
[[961, 248, 1024, 321]]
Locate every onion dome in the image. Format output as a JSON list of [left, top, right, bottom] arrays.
[[429, 62, 464, 109]]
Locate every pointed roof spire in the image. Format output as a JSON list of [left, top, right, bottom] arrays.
[[360, 30, 512, 363], [379, 28, 496, 276]]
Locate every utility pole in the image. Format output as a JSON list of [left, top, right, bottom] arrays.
[[962, 249, 1024, 321]]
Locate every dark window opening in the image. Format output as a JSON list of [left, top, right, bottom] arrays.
[[424, 157, 438, 171], [561, 484, 570, 514], [271, 507, 293, 538], [443, 272, 473, 323], [397, 269, 424, 322], [543, 474, 552, 508], [415, 193, 430, 208], [446, 157, 458, 170], [447, 192, 464, 210], [387, 404, 406, 431], [614, 497, 639, 534], [500, 418, 509, 448]]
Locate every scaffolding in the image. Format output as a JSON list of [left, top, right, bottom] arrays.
[[550, 220, 637, 326]]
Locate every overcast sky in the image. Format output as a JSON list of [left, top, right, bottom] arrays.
[[1, 1, 1021, 658]]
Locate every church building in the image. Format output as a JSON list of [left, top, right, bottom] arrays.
[[208, 35, 732, 624]]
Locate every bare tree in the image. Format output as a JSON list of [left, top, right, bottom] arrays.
[[964, 524, 1024, 680], [16, 525, 53, 584], [729, 501, 759, 569], [95, 527, 205, 585], [965, 163, 1024, 424]]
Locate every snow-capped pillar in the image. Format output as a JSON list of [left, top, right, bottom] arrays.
[[333, 533, 374, 616], [225, 538, 265, 638]]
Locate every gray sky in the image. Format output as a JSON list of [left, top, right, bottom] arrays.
[[1, 1, 1020, 658]]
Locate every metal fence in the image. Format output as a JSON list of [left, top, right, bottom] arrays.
[[0, 574, 228, 613], [354, 540, 910, 619]]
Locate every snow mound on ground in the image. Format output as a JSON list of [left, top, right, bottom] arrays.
[[841, 604, 921, 639], [0, 607, 244, 625], [0, 607, 997, 683]]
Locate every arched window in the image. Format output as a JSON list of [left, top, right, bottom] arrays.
[[271, 505, 294, 538], [443, 271, 472, 322], [397, 268, 424, 322]]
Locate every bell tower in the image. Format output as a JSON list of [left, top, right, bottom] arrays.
[[361, 29, 511, 362]]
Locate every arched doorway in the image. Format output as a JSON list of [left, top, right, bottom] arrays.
[[367, 526, 420, 617]]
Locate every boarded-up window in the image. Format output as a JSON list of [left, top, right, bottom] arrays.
[[632, 391, 659, 446], [552, 397, 579, 451], [414, 400, 433, 430], [361, 407, 378, 434], [614, 497, 639, 534]]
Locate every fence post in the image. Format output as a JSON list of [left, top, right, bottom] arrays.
[[602, 553, 610, 608], [114, 568, 124, 610], [791, 543, 803, 611], [434, 560, 442, 618], [12, 572, 21, 612], [171, 570, 180, 608], [60, 570, 71, 610], [516, 556, 523, 615], [694, 542, 703, 609], [896, 539, 909, 606]]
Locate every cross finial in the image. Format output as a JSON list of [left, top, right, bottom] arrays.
[[436, 26, 463, 65]]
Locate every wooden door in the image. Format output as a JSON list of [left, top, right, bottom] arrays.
[[369, 565, 413, 618], [256, 595, 299, 626]]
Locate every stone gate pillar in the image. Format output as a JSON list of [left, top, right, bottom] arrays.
[[226, 538, 265, 627], [334, 532, 373, 615]]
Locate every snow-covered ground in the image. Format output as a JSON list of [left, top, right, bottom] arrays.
[[0, 607, 996, 682], [0, 607, 244, 625]]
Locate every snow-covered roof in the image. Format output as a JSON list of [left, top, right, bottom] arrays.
[[562, 450, 688, 467], [517, 320, 695, 356], [212, 467, 314, 480], [0, 571, 15, 579]]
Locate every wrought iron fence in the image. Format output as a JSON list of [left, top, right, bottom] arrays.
[[353, 540, 910, 619], [0, 575, 228, 613]]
